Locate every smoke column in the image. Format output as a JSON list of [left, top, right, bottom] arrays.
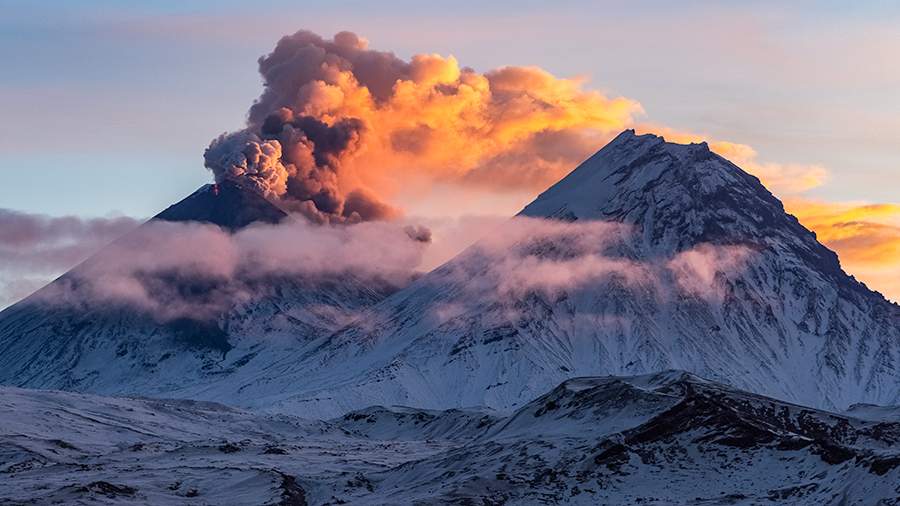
[[204, 30, 640, 222]]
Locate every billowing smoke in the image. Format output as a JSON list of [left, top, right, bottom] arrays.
[[205, 30, 640, 222], [205, 116, 372, 222]]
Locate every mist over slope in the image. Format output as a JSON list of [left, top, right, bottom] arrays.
[[0, 181, 419, 397], [227, 130, 899, 417]]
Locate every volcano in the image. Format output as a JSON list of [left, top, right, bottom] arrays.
[[0, 180, 398, 396], [155, 179, 287, 229]]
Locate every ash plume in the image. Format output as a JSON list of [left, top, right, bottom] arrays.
[[204, 30, 640, 222]]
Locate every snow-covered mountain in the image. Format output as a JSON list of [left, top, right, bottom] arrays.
[[1, 131, 897, 419], [2, 134, 898, 504], [232, 130, 899, 417], [2, 372, 897, 504], [0, 180, 399, 397]]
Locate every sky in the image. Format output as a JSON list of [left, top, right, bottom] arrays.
[[0, 0, 898, 303]]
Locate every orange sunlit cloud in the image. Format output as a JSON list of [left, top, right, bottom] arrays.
[[207, 30, 643, 222], [785, 200, 900, 301], [342, 61, 643, 195]]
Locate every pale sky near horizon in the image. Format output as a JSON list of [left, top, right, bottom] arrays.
[[0, 0, 897, 220]]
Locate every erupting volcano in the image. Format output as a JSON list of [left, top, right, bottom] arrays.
[[2, 16, 898, 504]]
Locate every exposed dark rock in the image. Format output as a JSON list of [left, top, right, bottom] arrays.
[[76, 481, 136, 497]]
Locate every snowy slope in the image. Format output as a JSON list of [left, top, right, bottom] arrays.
[[2, 372, 898, 505], [0, 180, 398, 398], [0, 385, 451, 505], [845, 403, 900, 423], [242, 130, 900, 417]]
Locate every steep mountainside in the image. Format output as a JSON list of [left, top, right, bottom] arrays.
[[235, 130, 899, 417], [156, 180, 287, 229], [0, 181, 398, 397], [2, 372, 897, 505]]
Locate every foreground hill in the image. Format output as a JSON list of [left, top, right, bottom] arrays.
[[1, 371, 897, 504]]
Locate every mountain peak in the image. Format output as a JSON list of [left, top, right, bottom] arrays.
[[520, 130, 730, 225], [607, 128, 709, 153], [521, 130, 814, 246], [520, 129, 878, 298], [155, 179, 287, 230]]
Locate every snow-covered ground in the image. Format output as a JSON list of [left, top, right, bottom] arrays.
[[2, 371, 898, 505]]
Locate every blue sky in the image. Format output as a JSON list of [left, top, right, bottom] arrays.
[[1, 0, 898, 218]]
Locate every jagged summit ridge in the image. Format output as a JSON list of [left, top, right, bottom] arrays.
[[522, 129, 784, 231], [521, 129, 715, 222]]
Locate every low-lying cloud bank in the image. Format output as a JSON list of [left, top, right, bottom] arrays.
[[33, 217, 430, 321], [0, 209, 141, 308], [0, 209, 140, 271], [440, 218, 753, 305], [0, 208, 503, 312], [9, 215, 756, 321]]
